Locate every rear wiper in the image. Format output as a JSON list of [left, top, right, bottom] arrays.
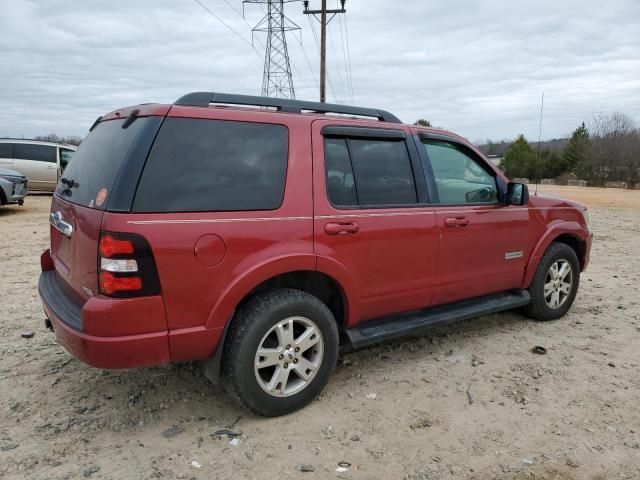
[[60, 177, 79, 188]]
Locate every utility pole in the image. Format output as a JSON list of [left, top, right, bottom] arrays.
[[303, 0, 346, 102], [245, 0, 301, 99]]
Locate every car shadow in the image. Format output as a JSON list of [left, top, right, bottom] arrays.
[[38, 309, 532, 431]]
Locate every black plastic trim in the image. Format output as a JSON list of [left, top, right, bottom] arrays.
[[38, 271, 83, 332], [344, 290, 531, 349], [105, 116, 165, 213], [321, 126, 406, 139], [174, 92, 402, 123]]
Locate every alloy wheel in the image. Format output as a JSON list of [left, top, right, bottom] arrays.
[[544, 259, 573, 309], [254, 316, 324, 397]]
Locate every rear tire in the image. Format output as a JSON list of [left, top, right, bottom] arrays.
[[222, 288, 339, 416], [524, 242, 580, 321]]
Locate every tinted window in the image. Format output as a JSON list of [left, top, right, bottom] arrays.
[[59, 148, 75, 170], [133, 118, 288, 213], [0, 143, 13, 158], [423, 140, 498, 204], [14, 143, 56, 163], [348, 139, 417, 206], [56, 118, 148, 209], [325, 138, 357, 207]]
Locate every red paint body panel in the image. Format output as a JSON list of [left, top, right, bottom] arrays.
[[38, 102, 593, 370], [82, 294, 168, 337], [43, 296, 170, 369]]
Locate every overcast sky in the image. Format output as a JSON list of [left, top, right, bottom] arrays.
[[0, 0, 638, 142]]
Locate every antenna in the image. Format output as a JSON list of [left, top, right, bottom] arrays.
[[535, 92, 545, 195]]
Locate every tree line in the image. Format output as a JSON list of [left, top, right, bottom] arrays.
[[477, 112, 640, 187], [34, 134, 82, 146]]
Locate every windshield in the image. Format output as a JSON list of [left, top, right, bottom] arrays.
[[55, 118, 148, 209]]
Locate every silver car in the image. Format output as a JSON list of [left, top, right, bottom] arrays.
[[0, 139, 77, 192], [0, 168, 28, 206]]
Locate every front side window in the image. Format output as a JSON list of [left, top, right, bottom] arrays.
[[133, 118, 288, 213], [14, 144, 56, 163], [422, 140, 498, 204]]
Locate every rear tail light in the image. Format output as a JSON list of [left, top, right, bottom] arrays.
[[98, 231, 161, 298]]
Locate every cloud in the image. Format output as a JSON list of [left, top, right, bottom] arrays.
[[0, 0, 638, 141]]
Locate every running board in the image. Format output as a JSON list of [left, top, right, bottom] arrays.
[[344, 290, 530, 350]]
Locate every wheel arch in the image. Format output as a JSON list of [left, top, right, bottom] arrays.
[[523, 221, 588, 288], [203, 259, 353, 386]]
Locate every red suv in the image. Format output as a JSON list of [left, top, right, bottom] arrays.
[[39, 92, 592, 416]]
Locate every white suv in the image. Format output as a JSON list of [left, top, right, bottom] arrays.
[[0, 139, 77, 192]]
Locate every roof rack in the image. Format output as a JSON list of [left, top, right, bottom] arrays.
[[173, 92, 402, 123]]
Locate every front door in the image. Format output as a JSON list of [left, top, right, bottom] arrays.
[[312, 120, 439, 325], [415, 133, 530, 305]]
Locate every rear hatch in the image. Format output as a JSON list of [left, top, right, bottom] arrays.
[[49, 115, 156, 305]]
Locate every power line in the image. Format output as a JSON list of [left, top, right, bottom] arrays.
[[327, 19, 348, 103], [192, 0, 261, 59], [296, 35, 320, 91], [306, 12, 339, 102], [337, 8, 353, 103]]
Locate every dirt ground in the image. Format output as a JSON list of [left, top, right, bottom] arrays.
[[1, 186, 639, 480]]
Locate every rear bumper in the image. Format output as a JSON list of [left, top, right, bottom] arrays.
[[38, 271, 170, 369]]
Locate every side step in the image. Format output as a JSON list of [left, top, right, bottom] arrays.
[[344, 290, 530, 350]]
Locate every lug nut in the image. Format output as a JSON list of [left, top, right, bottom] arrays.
[[279, 354, 284, 360], [286, 344, 291, 349], [294, 347, 300, 352], [293, 358, 298, 364], [284, 363, 289, 368]]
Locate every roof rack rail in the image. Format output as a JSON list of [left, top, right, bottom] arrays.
[[173, 92, 402, 123]]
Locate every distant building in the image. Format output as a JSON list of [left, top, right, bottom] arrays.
[[487, 155, 503, 168]]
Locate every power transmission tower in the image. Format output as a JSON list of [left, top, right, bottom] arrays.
[[303, 0, 346, 103], [244, 0, 301, 99]]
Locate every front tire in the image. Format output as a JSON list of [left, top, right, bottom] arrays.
[[222, 288, 339, 416], [525, 242, 580, 321]]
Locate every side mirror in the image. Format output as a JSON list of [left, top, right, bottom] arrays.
[[506, 182, 529, 206]]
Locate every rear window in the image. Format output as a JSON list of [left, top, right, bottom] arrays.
[[0, 143, 13, 158], [133, 118, 288, 213], [55, 118, 148, 209], [14, 144, 56, 163]]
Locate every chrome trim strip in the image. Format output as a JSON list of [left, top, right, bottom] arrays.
[[127, 216, 313, 225], [49, 211, 73, 238], [125, 207, 573, 225]]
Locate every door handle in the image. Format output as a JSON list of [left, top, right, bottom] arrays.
[[324, 222, 359, 236], [444, 217, 469, 228]]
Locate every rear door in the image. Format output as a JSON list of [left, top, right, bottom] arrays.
[[13, 143, 57, 191], [312, 121, 438, 324], [49, 117, 154, 305], [415, 132, 530, 305], [0, 143, 14, 168]]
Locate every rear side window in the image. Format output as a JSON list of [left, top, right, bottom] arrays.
[[349, 139, 417, 206], [325, 138, 357, 207], [325, 136, 416, 208], [14, 144, 56, 163], [133, 118, 288, 213], [56, 118, 149, 209], [0, 143, 13, 158]]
